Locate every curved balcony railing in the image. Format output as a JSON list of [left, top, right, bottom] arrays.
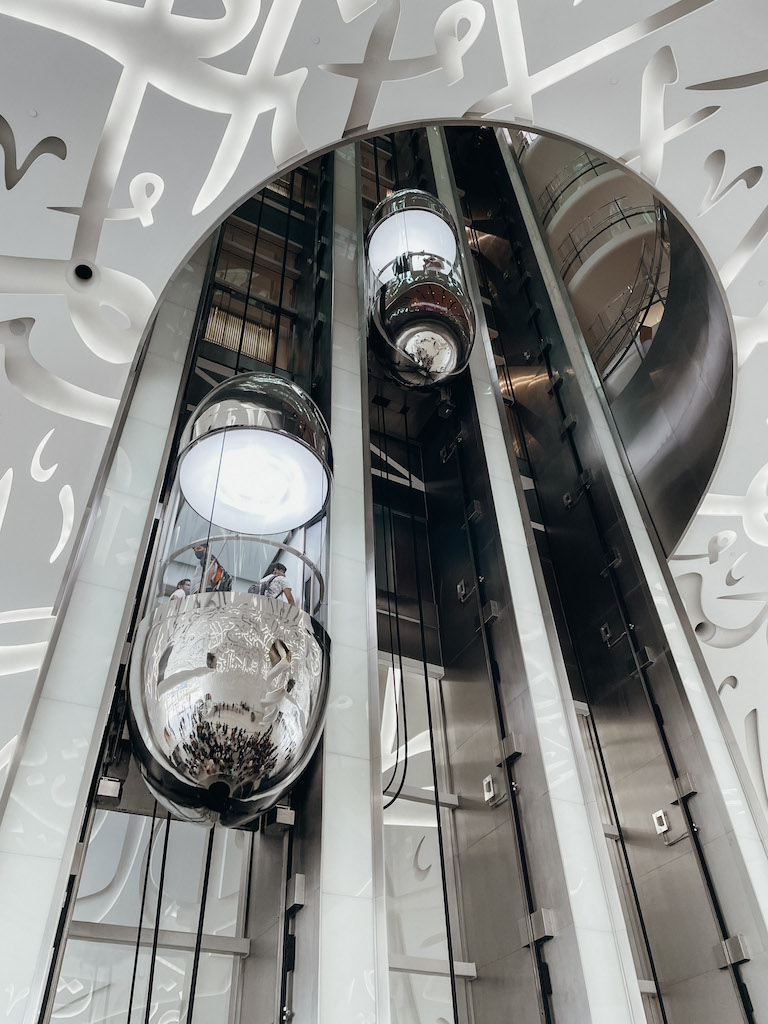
[[556, 198, 656, 284], [585, 205, 670, 381], [536, 151, 611, 227], [508, 129, 533, 160], [160, 535, 325, 616]]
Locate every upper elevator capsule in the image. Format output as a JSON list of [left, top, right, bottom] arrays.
[[128, 372, 332, 827], [365, 188, 475, 388]]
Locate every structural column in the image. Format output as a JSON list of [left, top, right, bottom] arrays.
[[497, 132, 768, 1012], [0, 243, 213, 1024], [312, 145, 390, 1023], [427, 127, 647, 1023]]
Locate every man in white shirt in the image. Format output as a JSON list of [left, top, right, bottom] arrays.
[[250, 562, 295, 606], [170, 578, 191, 599]]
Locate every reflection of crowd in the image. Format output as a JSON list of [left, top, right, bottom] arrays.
[[168, 704, 278, 785]]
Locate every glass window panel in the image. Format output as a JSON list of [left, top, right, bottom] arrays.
[[255, 235, 286, 265], [389, 970, 454, 1024], [73, 812, 246, 937], [380, 661, 450, 960], [268, 175, 292, 200], [53, 939, 236, 1024], [215, 250, 253, 293], [204, 296, 276, 365], [247, 264, 284, 305], [383, 816, 449, 961], [273, 316, 296, 374]]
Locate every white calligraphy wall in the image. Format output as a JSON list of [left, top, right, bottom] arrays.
[[2, 0, 768, 1017]]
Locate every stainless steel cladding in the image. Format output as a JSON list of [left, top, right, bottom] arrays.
[[128, 372, 332, 826], [180, 373, 332, 473], [365, 189, 475, 388], [129, 593, 329, 827]]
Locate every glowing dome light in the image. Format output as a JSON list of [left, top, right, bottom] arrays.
[[177, 373, 332, 536], [368, 207, 457, 283], [180, 429, 328, 535]]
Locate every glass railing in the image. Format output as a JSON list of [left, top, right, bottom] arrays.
[[504, 127, 536, 161], [536, 151, 611, 226], [556, 198, 656, 283], [584, 206, 670, 380], [159, 534, 325, 617]]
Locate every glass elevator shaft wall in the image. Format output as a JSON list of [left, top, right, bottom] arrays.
[[128, 372, 331, 827], [365, 132, 547, 1024], [42, 157, 334, 1024], [445, 126, 755, 1024]]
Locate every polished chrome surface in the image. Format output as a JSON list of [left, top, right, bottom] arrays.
[[374, 270, 474, 388], [129, 591, 329, 826], [608, 213, 732, 553], [178, 371, 333, 478], [450, 128, 745, 1020], [365, 187, 454, 235], [366, 189, 475, 389]]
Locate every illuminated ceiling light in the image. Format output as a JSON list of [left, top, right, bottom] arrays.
[[365, 188, 474, 389], [178, 372, 332, 535]]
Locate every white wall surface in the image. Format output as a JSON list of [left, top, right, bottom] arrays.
[[2, 0, 768, 1018]]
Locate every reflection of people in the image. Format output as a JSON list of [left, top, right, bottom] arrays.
[[422, 254, 446, 272], [249, 562, 295, 606], [170, 578, 190, 599], [191, 544, 232, 593]]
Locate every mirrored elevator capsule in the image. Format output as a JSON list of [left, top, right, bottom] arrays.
[[366, 188, 475, 388], [128, 372, 332, 826]]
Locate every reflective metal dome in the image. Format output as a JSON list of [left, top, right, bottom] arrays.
[[129, 592, 329, 826], [180, 372, 332, 468], [366, 189, 475, 389]]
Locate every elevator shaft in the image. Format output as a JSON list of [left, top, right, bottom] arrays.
[[446, 125, 755, 1024]]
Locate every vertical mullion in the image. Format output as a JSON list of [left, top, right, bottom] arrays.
[[236, 196, 266, 373], [143, 814, 172, 1024], [272, 170, 297, 371], [126, 803, 158, 1024]]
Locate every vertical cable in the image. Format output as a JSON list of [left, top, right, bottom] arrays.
[[378, 400, 409, 807], [498, 161, 738, 1019], [389, 133, 400, 190], [372, 137, 381, 201], [272, 170, 297, 371], [235, 193, 266, 373], [143, 813, 172, 1024], [376, 401, 401, 796], [452, 432, 553, 1024], [200, 431, 227, 591], [126, 803, 158, 1024], [402, 408, 459, 1022], [184, 826, 217, 1024]]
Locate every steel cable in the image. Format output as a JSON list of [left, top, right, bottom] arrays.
[[126, 802, 158, 1024], [402, 406, 459, 1022], [142, 813, 172, 1024]]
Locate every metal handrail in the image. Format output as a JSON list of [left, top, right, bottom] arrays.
[[512, 131, 531, 160], [163, 535, 325, 615], [557, 199, 656, 282], [588, 246, 652, 353], [587, 205, 670, 380], [536, 151, 610, 226]]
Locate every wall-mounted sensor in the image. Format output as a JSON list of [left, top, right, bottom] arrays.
[[652, 809, 669, 834]]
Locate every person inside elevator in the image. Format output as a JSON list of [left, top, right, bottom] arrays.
[[249, 562, 295, 606], [191, 543, 232, 593], [170, 578, 191, 599]]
